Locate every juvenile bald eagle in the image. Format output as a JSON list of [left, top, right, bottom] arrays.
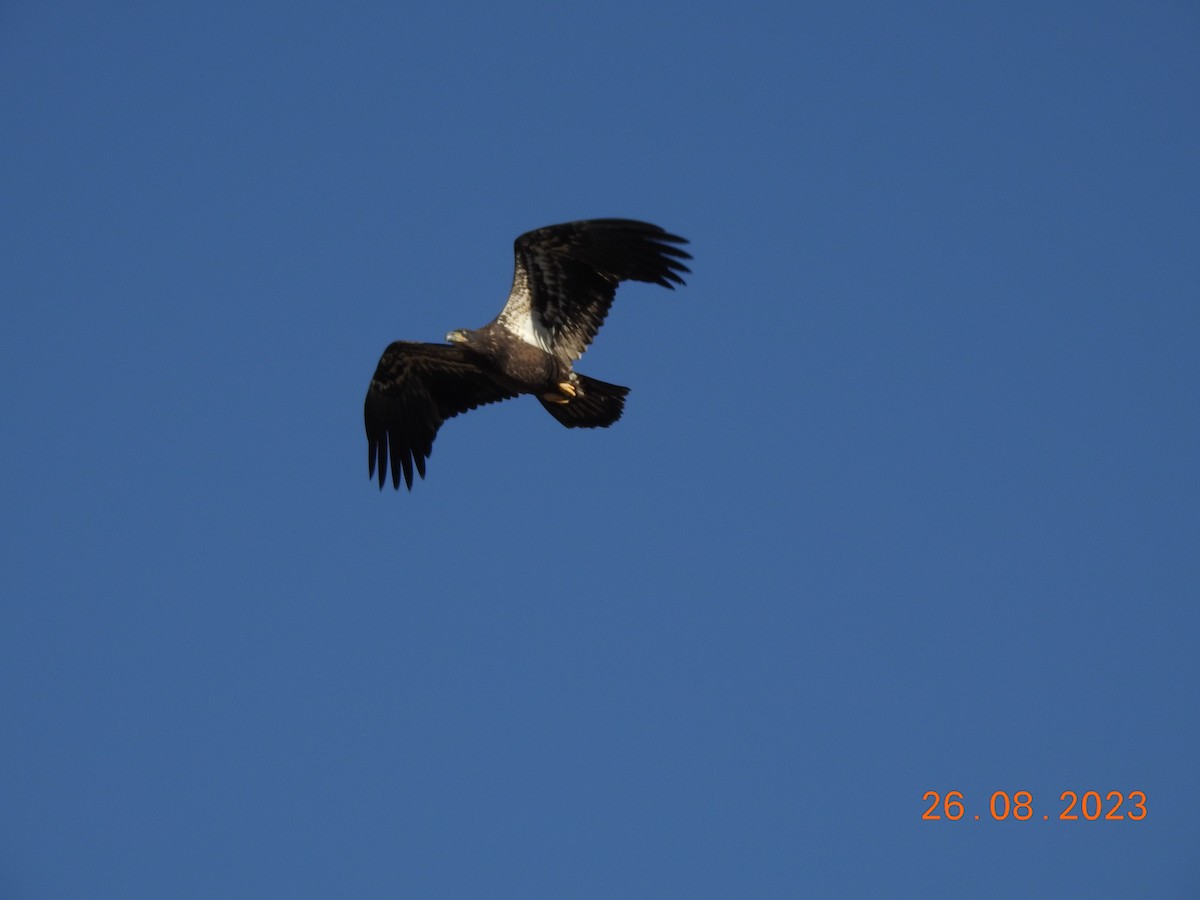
[[364, 218, 691, 490]]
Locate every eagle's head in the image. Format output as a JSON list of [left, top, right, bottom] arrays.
[[446, 329, 468, 344]]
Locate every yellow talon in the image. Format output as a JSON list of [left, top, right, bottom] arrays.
[[541, 382, 577, 404], [547, 381, 578, 403]]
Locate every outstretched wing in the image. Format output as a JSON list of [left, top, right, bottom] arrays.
[[364, 342, 517, 490], [495, 219, 690, 362]]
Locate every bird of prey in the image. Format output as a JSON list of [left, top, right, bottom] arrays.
[[364, 218, 691, 490]]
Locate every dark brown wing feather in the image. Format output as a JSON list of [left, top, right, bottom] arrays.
[[499, 219, 691, 361], [364, 342, 517, 490]]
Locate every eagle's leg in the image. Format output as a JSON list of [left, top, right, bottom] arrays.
[[542, 373, 584, 405], [542, 381, 577, 404]]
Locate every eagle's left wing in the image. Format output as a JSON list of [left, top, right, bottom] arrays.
[[364, 342, 517, 490], [495, 219, 690, 361]]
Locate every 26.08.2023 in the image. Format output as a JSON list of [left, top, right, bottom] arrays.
[[922, 790, 1146, 821]]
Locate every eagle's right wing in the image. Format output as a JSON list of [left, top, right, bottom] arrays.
[[496, 219, 690, 362], [364, 342, 517, 490]]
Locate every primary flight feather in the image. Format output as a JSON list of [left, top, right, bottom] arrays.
[[364, 218, 691, 490]]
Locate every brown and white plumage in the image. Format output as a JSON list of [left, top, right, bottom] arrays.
[[364, 219, 691, 491]]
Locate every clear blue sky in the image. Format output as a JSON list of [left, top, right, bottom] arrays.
[[2, 2, 1197, 896]]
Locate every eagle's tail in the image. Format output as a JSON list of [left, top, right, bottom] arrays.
[[539, 375, 630, 429]]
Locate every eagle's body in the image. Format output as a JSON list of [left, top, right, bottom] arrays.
[[364, 219, 690, 490], [448, 324, 566, 396]]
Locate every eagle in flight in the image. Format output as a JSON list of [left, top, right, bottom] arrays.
[[364, 218, 691, 490]]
